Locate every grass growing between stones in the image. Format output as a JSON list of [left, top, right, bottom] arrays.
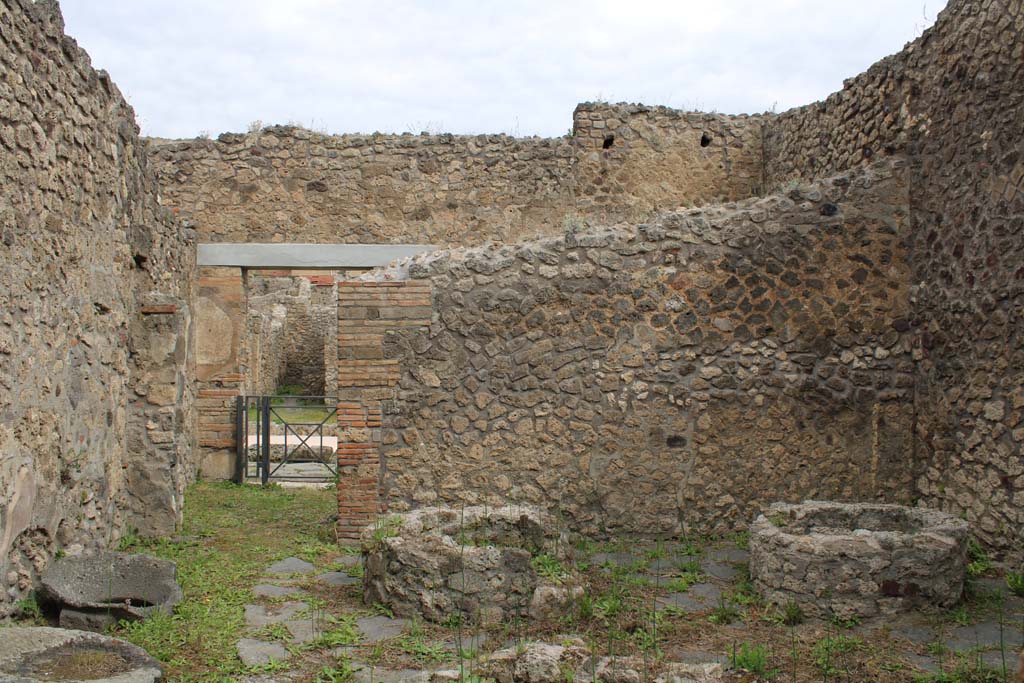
[[17, 483, 1017, 683], [112, 481, 336, 682]]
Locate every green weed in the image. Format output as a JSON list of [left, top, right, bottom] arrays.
[[309, 614, 361, 649], [813, 634, 862, 676], [14, 593, 43, 622], [1005, 571, 1024, 597], [397, 634, 447, 663], [732, 642, 775, 677], [314, 660, 357, 683], [532, 553, 567, 584], [830, 614, 861, 629], [967, 540, 993, 578], [708, 596, 740, 625]]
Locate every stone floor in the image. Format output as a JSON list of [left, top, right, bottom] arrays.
[[233, 543, 1023, 682], [244, 461, 335, 486]]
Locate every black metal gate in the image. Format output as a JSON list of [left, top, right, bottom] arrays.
[[234, 395, 339, 484]]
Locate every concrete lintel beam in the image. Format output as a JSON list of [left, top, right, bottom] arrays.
[[197, 243, 437, 269]]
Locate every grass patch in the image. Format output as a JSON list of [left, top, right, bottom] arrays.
[[14, 592, 44, 623], [780, 600, 804, 626], [532, 553, 568, 584], [967, 540, 993, 578], [813, 634, 863, 677], [112, 481, 335, 682], [246, 395, 337, 427], [1005, 571, 1024, 597], [309, 614, 361, 649], [663, 559, 703, 593], [731, 642, 775, 677], [708, 596, 741, 625], [397, 620, 447, 664], [369, 514, 403, 547], [313, 658, 358, 683]]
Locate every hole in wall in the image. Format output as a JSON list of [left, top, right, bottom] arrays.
[[700, 132, 712, 147], [602, 134, 615, 149], [133, 253, 148, 269]]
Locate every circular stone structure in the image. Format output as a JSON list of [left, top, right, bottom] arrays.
[[361, 506, 571, 624], [0, 627, 162, 682], [40, 551, 183, 632], [749, 501, 969, 619]]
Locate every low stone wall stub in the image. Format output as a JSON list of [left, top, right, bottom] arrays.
[[360, 506, 569, 624], [749, 501, 969, 619]]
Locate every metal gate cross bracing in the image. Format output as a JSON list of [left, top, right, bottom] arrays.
[[234, 395, 339, 484]]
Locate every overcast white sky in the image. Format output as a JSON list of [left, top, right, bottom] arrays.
[[58, 1, 938, 140]]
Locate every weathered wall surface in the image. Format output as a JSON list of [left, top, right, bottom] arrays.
[[352, 161, 915, 538], [195, 267, 245, 480], [150, 130, 575, 245], [574, 104, 765, 223], [764, 0, 1024, 562], [334, 281, 431, 540], [905, 0, 1024, 563], [0, 0, 195, 610], [146, 104, 768, 247], [763, 57, 911, 188], [247, 272, 337, 396]]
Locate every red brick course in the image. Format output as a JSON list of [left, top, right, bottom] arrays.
[[335, 281, 430, 542]]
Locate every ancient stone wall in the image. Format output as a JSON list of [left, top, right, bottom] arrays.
[[247, 294, 287, 397], [146, 104, 767, 247], [904, 0, 1024, 563], [149, 130, 575, 246], [0, 0, 195, 611], [347, 161, 916, 538], [246, 272, 337, 396], [574, 104, 766, 223], [763, 0, 1024, 562], [762, 57, 911, 188]]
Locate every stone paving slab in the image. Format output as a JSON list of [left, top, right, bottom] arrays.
[[648, 557, 699, 574], [889, 619, 937, 645], [979, 649, 1021, 674], [357, 615, 412, 643], [656, 593, 706, 612], [1004, 596, 1024, 618], [688, 583, 723, 602], [637, 573, 667, 585], [335, 554, 362, 568], [700, 560, 738, 581], [285, 619, 317, 644], [253, 583, 307, 598], [318, 571, 360, 587], [244, 601, 307, 628], [237, 638, 291, 667], [266, 557, 316, 575], [350, 663, 432, 683], [903, 653, 941, 674], [947, 621, 1024, 651]]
